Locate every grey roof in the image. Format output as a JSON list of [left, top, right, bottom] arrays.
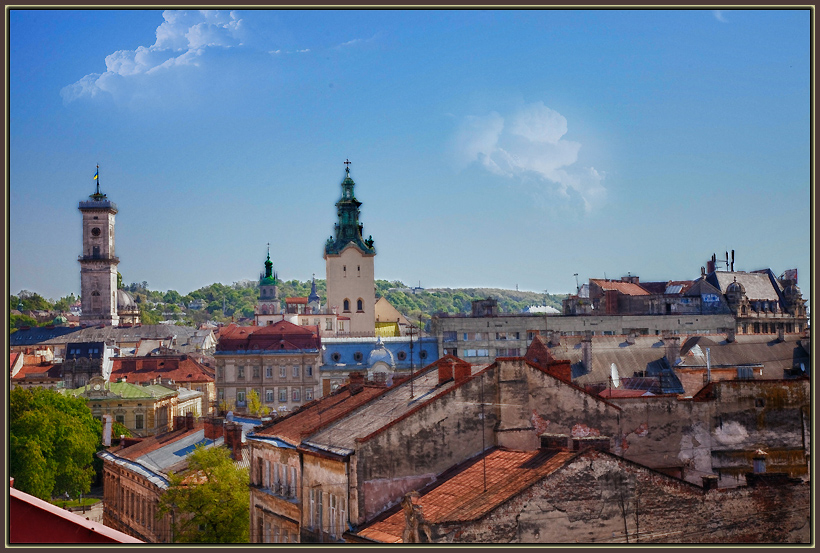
[[710, 271, 781, 301], [679, 334, 810, 379], [9, 326, 80, 346], [134, 429, 219, 473], [304, 363, 489, 453], [32, 324, 207, 353], [551, 335, 684, 394], [97, 450, 170, 490]]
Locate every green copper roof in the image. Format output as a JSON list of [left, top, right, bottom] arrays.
[[325, 166, 376, 256], [66, 381, 177, 400]]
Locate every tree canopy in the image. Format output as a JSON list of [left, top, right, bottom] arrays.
[[9, 387, 101, 500], [158, 445, 250, 543]]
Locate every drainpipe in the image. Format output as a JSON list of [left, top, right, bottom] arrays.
[[706, 348, 711, 384]]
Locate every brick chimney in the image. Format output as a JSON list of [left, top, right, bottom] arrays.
[[726, 328, 736, 343], [777, 327, 785, 342], [547, 331, 560, 347], [626, 330, 637, 345], [702, 475, 719, 491], [224, 421, 243, 461], [173, 416, 186, 431], [581, 332, 593, 373], [204, 416, 224, 440], [438, 360, 454, 384], [185, 411, 195, 431], [572, 436, 610, 452], [349, 372, 365, 395], [454, 360, 471, 383], [540, 434, 569, 450], [664, 335, 681, 367]]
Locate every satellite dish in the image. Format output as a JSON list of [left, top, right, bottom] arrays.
[[610, 363, 620, 388]]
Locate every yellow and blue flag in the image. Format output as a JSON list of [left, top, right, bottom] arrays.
[[94, 168, 99, 180]]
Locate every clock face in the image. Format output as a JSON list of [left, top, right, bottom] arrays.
[[91, 227, 101, 237], [94, 384, 101, 390]]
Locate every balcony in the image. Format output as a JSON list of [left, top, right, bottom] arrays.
[[78, 254, 120, 263], [79, 199, 118, 212]]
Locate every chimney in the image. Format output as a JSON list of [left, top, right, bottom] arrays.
[[626, 330, 636, 345], [664, 335, 681, 367], [204, 416, 224, 440], [224, 421, 243, 461], [581, 332, 593, 373], [572, 436, 610, 452], [540, 434, 569, 450], [185, 411, 195, 431], [438, 360, 454, 384], [777, 327, 785, 342], [173, 416, 186, 431], [726, 328, 736, 343], [548, 331, 560, 347], [349, 372, 365, 395], [753, 449, 768, 474], [702, 475, 719, 491], [454, 360, 471, 383], [102, 414, 113, 447]]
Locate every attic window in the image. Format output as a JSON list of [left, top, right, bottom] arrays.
[[397, 351, 407, 361], [419, 351, 428, 360], [331, 352, 341, 363], [353, 352, 363, 362], [755, 398, 765, 408]]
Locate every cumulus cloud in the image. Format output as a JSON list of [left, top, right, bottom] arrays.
[[452, 101, 606, 213], [61, 10, 243, 103]]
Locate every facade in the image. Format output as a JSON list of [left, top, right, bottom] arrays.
[[214, 320, 321, 415], [111, 354, 215, 415], [65, 375, 181, 437], [324, 163, 376, 336], [98, 416, 250, 542], [79, 172, 120, 327], [61, 341, 115, 388], [9, 354, 62, 390], [354, 446, 810, 544]]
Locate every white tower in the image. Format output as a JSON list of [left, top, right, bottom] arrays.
[[79, 167, 119, 327]]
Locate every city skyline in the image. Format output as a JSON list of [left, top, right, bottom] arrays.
[[9, 9, 811, 301]]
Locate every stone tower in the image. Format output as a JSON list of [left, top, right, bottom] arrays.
[[255, 244, 280, 325], [324, 161, 376, 336], [79, 167, 119, 327]]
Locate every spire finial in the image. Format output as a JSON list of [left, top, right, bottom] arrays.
[[344, 158, 351, 175]]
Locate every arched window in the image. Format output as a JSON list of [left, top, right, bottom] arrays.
[[343, 299, 350, 312], [357, 299, 363, 312]]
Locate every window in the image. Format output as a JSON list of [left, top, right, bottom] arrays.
[[135, 414, 144, 429], [238, 366, 245, 379], [326, 319, 333, 330], [343, 299, 350, 312], [339, 321, 345, 332], [116, 415, 124, 425], [266, 389, 274, 402], [357, 299, 363, 312], [218, 389, 224, 400], [301, 318, 308, 326], [293, 366, 300, 378], [496, 348, 517, 356], [419, 350, 428, 360], [237, 390, 246, 403], [280, 366, 286, 378], [279, 388, 287, 402], [443, 331, 457, 342], [331, 352, 341, 363], [330, 494, 337, 537], [306, 365, 313, 377], [353, 351, 363, 362], [217, 367, 224, 379], [290, 467, 297, 497], [292, 388, 301, 402], [737, 367, 754, 380], [266, 366, 273, 378], [253, 366, 260, 378], [305, 388, 313, 401], [397, 351, 407, 361]]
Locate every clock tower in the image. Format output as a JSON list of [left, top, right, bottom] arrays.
[[79, 167, 120, 326]]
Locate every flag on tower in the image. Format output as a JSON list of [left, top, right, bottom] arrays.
[[94, 168, 99, 180]]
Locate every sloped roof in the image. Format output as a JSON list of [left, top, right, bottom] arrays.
[[590, 279, 650, 296], [65, 381, 177, 400], [9, 326, 80, 346], [356, 447, 579, 542], [709, 271, 781, 301], [216, 321, 320, 352], [11, 362, 60, 380], [112, 355, 214, 384], [639, 280, 695, 295], [679, 334, 810, 378], [253, 384, 388, 446]]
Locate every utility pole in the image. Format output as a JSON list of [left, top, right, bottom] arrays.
[[408, 325, 418, 398]]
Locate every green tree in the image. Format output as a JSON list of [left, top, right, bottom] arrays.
[[158, 445, 250, 543], [9, 388, 100, 500], [246, 389, 269, 417]]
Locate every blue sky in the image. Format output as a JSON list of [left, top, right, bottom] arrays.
[[9, 9, 811, 302]]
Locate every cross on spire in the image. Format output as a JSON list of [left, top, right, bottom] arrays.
[[344, 158, 351, 175]]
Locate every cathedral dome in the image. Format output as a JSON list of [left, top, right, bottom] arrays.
[[117, 289, 138, 312], [368, 338, 395, 368]]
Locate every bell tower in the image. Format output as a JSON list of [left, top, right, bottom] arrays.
[[79, 166, 119, 327], [255, 243, 280, 325], [324, 160, 376, 336]]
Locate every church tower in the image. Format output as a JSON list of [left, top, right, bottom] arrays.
[[79, 167, 119, 327], [255, 244, 280, 325], [324, 160, 376, 336]]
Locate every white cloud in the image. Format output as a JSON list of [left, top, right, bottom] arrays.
[[713, 10, 728, 23], [452, 102, 606, 213], [61, 10, 243, 103]]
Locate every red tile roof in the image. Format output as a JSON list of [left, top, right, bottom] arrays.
[[285, 297, 308, 304], [255, 384, 388, 445], [9, 352, 21, 368], [111, 355, 214, 384], [357, 447, 579, 542], [216, 321, 320, 352], [590, 279, 650, 296], [11, 361, 60, 380]]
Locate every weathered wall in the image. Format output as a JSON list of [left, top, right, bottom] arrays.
[[355, 369, 499, 523], [300, 451, 349, 542], [431, 450, 810, 544]]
